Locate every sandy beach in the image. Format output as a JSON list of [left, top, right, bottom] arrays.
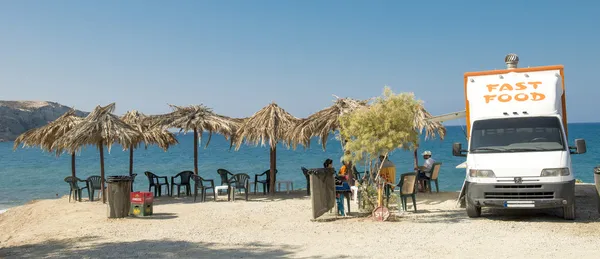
[[1, 185, 600, 259]]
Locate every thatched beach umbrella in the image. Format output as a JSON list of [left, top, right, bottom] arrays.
[[289, 96, 368, 150], [121, 110, 178, 176], [13, 109, 83, 177], [148, 104, 238, 175], [233, 103, 300, 195], [56, 103, 143, 203]]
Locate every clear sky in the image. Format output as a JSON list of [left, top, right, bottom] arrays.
[[1, 1, 599, 124]]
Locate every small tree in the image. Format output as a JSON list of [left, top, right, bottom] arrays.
[[339, 86, 422, 212]]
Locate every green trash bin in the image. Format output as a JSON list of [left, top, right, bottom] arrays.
[[107, 175, 133, 218]]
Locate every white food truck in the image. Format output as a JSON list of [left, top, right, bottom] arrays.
[[452, 54, 587, 220]]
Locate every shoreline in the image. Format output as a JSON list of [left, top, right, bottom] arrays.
[[0, 183, 596, 213]]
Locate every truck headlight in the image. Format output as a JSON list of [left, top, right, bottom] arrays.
[[540, 168, 570, 177], [469, 169, 496, 178]]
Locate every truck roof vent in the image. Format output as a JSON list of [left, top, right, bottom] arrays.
[[523, 111, 529, 115], [505, 53, 519, 69], [503, 112, 509, 116]]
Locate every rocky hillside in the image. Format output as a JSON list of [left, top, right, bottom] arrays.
[[0, 101, 88, 142]]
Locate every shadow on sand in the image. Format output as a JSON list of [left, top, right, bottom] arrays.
[[0, 236, 339, 259], [341, 185, 600, 223], [151, 190, 311, 205], [128, 213, 178, 220], [404, 184, 600, 223]]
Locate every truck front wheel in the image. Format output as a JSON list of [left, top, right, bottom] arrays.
[[466, 199, 481, 218], [563, 203, 575, 220]]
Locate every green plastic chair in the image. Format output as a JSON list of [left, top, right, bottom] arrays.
[[397, 172, 418, 212], [144, 171, 170, 197], [423, 162, 443, 193], [171, 171, 194, 197], [217, 169, 234, 195], [254, 169, 278, 195], [228, 173, 250, 201], [64, 176, 88, 202], [130, 173, 137, 192], [352, 166, 369, 185], [301, 167, 310, 195], [85, 175, 105, 202], [217, 169, 234, 186], [191, 174, 216, 202]]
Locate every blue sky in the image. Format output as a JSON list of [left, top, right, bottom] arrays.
[[1, 1, 599, 124]]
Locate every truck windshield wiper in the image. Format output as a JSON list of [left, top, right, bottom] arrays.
[[505, 147, 559, 152], [470, 147, 506, 152]]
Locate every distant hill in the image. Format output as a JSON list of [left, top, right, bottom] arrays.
[[0, 101, 89, 142]]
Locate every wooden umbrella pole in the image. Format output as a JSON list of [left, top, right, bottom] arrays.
[[274, 145, 277, 187], [368, 159, 373, 184], [413, 148, 419, 170], [99, 143, 106, 203], [377, 181, 383, 207], [269, 146, 276, 195], [129, 145, 134, 176], [194, 128, 198, 175], [71, 152, 76, 177], [374, 153, 389, 207]]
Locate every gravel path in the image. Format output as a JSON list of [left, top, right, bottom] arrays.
[[1, 184, 600, 258]]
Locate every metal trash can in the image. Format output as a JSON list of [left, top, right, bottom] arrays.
[[107, 175, 132, 218], [308, 168, 336, 219], [594, 166, 600, 214]]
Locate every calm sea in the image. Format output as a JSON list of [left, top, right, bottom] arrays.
[[1, 124, 599, 210]]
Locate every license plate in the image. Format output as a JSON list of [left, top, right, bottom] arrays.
[[504, 201, 535, 208]]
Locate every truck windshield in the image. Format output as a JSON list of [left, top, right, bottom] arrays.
[[469, 117, 565, 153]]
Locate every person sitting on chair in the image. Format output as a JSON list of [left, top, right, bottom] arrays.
[[415, 150, 436, 191]]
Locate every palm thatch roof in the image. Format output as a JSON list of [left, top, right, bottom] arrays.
[[146, 104, 241, 175], [147, 104, 239, 145], [288, 97, 368, 150], [122, 110, 178, 151], [13, 109, 84, 178], [225, 117, 246, 148], [55, 103, 143, 153], [233, 102, 300, 150], [414, 104, 446, 141], [13, 109, 83, 155]]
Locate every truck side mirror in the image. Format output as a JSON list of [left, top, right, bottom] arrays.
[[575, 139, 587, 154], [452, 143, 467, 157]]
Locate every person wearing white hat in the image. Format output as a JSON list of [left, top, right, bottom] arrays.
[[415, 150, 435, 191]]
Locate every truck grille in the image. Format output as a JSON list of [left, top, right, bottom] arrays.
[[494, 185, 542, 189], [484, 192, 554, 199]]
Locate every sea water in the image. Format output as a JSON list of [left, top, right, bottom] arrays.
[[1, 123, 598, 210]]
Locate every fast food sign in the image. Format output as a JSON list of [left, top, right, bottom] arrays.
[[483, 81, 546, 104]]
